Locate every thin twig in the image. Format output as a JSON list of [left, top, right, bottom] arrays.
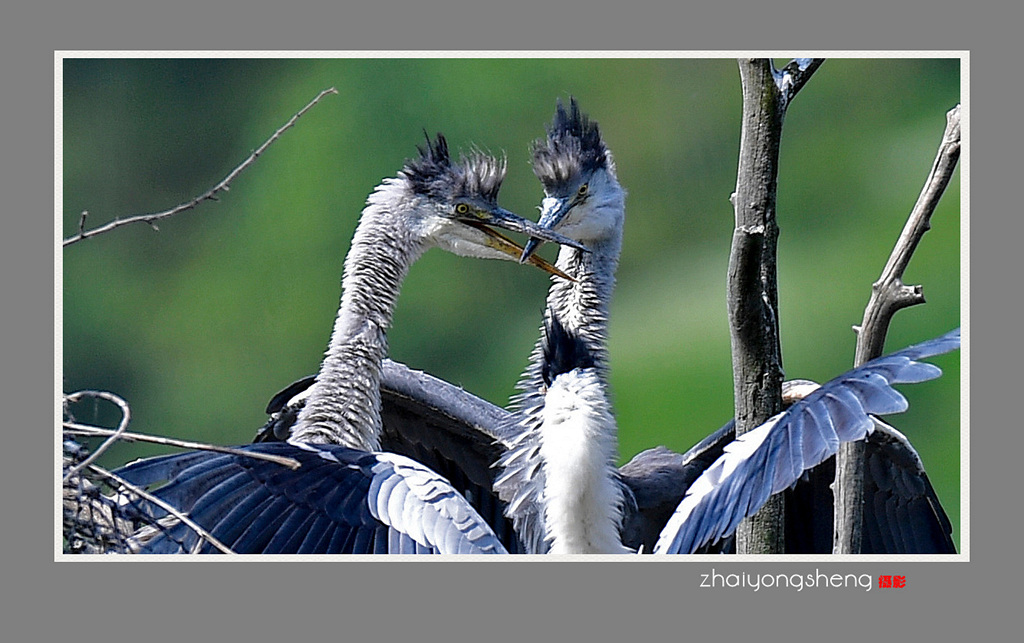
[[63, 87, 338, 247], [63, 422, 302, 470], [729, 58, 822, 554], [833, 104, 962, 554], [62, 390, 131, 484], [87, 463, 236, 555]]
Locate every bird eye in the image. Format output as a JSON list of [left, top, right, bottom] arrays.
[[455, 203, 470, 216], [577, 183, 589, 197]]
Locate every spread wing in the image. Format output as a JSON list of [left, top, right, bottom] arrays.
[[655, 328, 960, 554], [256, 359, 525, 552], [113, 441, 507, 554]]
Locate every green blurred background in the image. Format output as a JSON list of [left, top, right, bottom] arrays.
[[61, 57, 962, 548]]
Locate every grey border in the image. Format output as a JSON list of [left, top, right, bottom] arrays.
[[7, 2, 1014, 641]]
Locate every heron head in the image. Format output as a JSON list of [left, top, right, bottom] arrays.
[[401, 133, 586, 280], [520, 98, 625, 263]]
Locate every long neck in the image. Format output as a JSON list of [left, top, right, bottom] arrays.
[[535, 221, 625, 552], [501, 229, 627, 552], [513, 230, 621, 411], [546, 232, 621, 380], [291, 190, 425, 450]]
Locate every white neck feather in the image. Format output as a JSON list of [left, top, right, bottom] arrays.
[[538, 368, 631, 554]]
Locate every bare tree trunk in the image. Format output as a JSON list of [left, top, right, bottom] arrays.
[[729, 58, 823, 554]]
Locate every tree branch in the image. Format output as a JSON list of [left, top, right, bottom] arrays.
[[63, 87, 338, 247], [62, 395, 300, 554], [833, 104, 961, 554], [729, 58, 823, 554], [61, 390, 131, 484], [62, 422, 301, 470]]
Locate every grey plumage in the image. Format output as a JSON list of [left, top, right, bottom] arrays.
[[655, 328, 960, 554], [251, 101, 958, 556], [110, 134, 583, 555], [291, 135, 580, 450], [497, 99, 958, 555], [495, 98, 626, 553]]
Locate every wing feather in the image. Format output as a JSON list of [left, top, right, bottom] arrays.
[[655, 329, 959, 554]]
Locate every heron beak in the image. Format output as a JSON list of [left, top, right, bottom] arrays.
[[467, 219, 575, 282], [467, 206, 585, 281], [518, 196, 574, 264], [483, 207, 588, 252]]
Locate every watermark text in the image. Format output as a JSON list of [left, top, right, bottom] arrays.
[[698, 568, 892, 592]]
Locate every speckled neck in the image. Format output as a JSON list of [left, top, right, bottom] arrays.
[[291, 185, 425, 450]]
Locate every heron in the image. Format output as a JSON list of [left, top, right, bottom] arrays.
[[253, 98, 624, 553], [532, 308, 960, 554], [254, 99, 958, 555], [498, 99, 959, 553], [493, 97, 627, 553], [109, 134, 587, 554]]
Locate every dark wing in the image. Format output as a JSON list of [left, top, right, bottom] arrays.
[[620, 415, 956, 555], [376, 360, 525, 552], [252, 333, 957, 557], [254, 360, 525, 552], [618, 423, 737, 554], [112, 442, 507, 554], [861, 419, 956, 553], [254, 375, 316, 442], [655, 328, 960, 554]]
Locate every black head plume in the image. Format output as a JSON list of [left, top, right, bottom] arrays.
[[404, 132, 506, 204], [541, 312, 596, 387], [532, 97, 608, 191]]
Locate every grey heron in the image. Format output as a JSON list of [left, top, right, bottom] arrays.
[[255, 99, 958, 555], [494, 97, 627, 553], [498, 99, 959, 553], [530, 303, 959, 554], [110, 134, 586, 554]]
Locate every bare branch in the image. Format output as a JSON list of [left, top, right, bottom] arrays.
[[729, 58, 822, 554], [63, 422, 302, 470], [833, 104, 962, 554], [854, 104, 962, 363], [63, 87, 338, 247], [63, 393, 300, 553], [61, 390, 131, 484]]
